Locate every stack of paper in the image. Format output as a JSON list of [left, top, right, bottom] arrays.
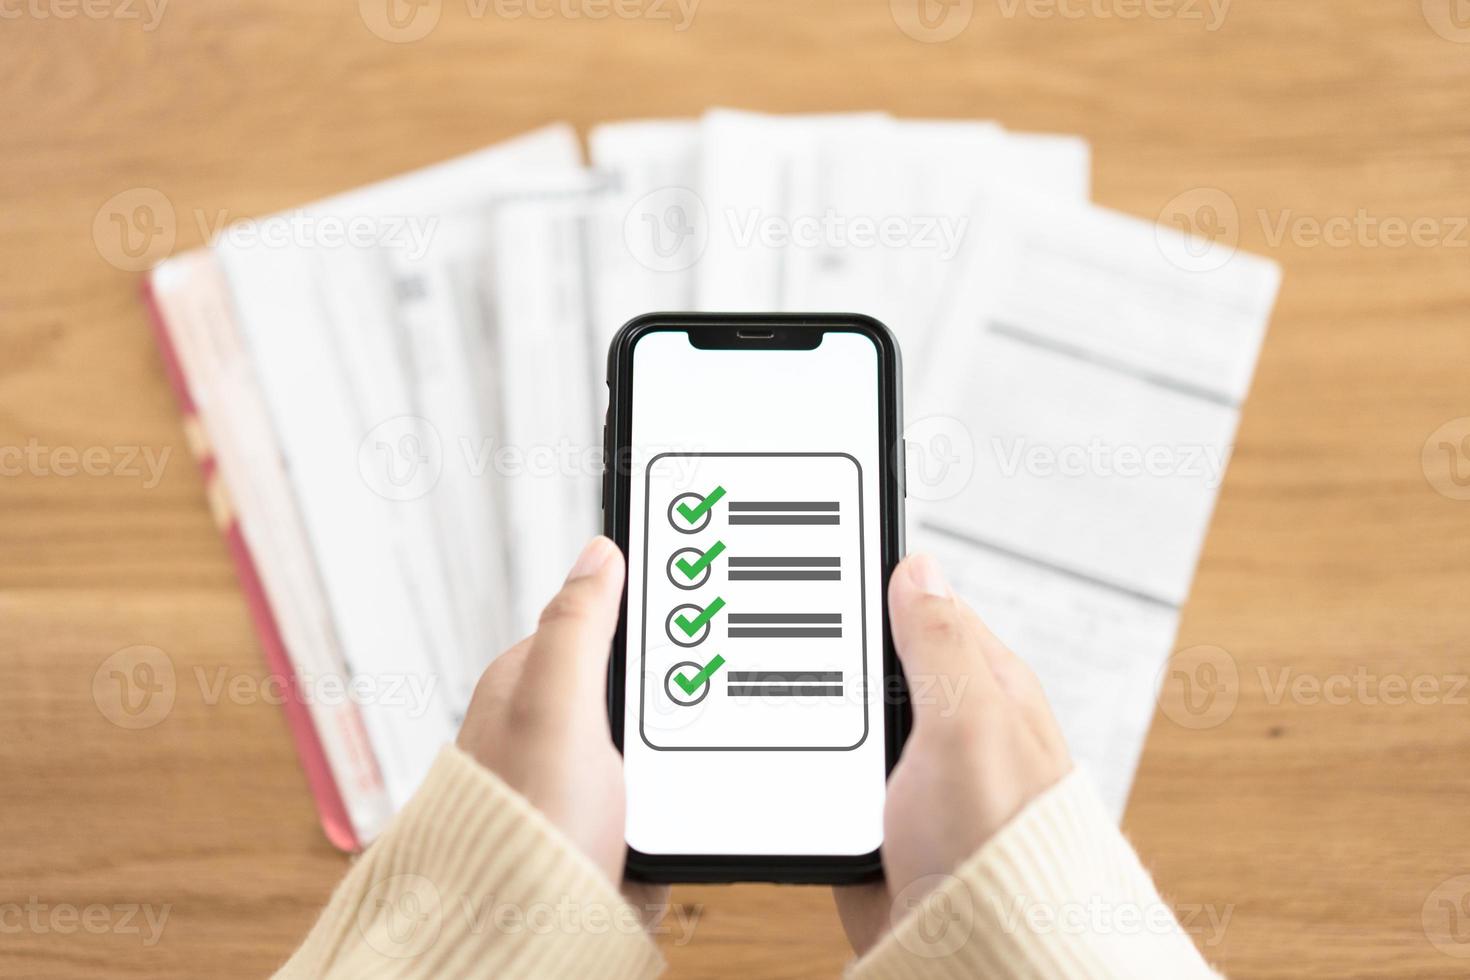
[[144, 109, 1279, 848]]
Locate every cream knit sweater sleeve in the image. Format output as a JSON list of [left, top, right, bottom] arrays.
[[848, 770, 1223, 979], [274, 745, 664, 979], [276, 747, 1220, 979]]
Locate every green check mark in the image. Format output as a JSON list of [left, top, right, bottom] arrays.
[[675, 540, 725, 580], [676, 485, 726, 524], [674, 654, 726, 695], [674, 596, 725, 637]]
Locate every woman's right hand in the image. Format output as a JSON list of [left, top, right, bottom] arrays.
[[834, 553, 1074, 955]]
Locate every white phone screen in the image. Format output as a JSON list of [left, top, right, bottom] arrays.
[[623, 329, 887, 856]]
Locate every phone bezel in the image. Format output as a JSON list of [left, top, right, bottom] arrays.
[[603, 312, 908, 884]]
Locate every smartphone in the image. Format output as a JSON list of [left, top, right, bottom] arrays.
[[603, 312, 907, 883]]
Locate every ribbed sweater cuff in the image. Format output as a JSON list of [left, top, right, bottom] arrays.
[[277, 744, 664, 980], [850, 770, 1222, 980]]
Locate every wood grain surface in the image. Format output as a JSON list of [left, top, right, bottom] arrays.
[[3, 0, 1470, 976]]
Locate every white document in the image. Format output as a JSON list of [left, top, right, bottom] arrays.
[[913, 191, 1281, 603], [994, 131, 1091, 202], [216, 126, 587, 808], [910, 529, 1178, 816], [487, 191, 606, 634], [386, 222, 513, 714], [694, 109, 893, 311], [220, 241, 461, 811], [908, 190, 1280, 814], [385, 169, 603, 712], [782, 119, 1091, 373], [587, 119, 702, 347]]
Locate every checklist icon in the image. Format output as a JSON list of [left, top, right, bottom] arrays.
[[639, 453, 868, 752]]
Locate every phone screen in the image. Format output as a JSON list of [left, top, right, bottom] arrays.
[[622, 328, 889, 857]]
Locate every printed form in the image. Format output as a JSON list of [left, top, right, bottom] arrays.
[[909, 189, 1281, 815]]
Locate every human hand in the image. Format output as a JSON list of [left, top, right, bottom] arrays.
[[456, 536, 665, 909], [834, 553, 1073, 955]]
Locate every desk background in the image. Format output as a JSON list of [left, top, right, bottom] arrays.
[[3, 1, 1469, 975]]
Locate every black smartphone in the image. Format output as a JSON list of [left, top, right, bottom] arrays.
[[603, 312, 907, 884]]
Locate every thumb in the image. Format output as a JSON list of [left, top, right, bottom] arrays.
[[887, 554, 996, 721], [517, 536, 626, 723]]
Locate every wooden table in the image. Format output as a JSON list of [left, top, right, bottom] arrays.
[[4, 0, 1469, 975]]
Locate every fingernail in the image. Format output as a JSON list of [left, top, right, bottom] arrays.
[[907, 554, 951, 598], [567, 537, 614, 581]]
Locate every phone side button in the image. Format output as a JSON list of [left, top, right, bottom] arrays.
[[601, 424, 609, 511], [900, 439, 908, 498]]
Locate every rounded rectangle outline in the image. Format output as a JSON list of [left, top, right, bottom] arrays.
[[638, 450, 869, 752]]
